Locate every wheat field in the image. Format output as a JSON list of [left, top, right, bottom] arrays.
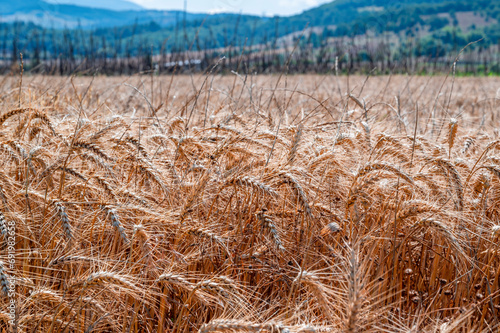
[[0, 73, 500, 332]]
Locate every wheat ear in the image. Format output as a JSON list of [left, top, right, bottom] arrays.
[[74, 140, 114, 162], [256, 211, 285, 251], [0, 211, 6, 239], [0, 261, 9, 296], [199, 320, 291, 333], [448, 118, 458, 158], [427, 158, 463, 211], [105, 206, 129, 244], [0, 108, 31, 127], [224, 176, 278, 197], [356, 162, 415, 186], [288, 123, 303, 165], [53, 201, 72, 240], [70, 272, 139, 293], [278, 172, 313, 218]]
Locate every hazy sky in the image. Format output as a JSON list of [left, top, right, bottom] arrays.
[[128, 0, 332, 16]]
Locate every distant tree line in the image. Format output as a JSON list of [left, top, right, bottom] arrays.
[[0, 17, 499, 76]]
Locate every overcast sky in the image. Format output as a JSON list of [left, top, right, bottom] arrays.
[[128, 0, 332, 16]]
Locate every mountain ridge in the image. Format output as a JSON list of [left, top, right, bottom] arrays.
[[0, 0, 207, 28], [44, 0, 144, 11], [4, 0, 496, 34]]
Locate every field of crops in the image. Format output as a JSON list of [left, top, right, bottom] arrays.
[[1, 73, 500, 332]]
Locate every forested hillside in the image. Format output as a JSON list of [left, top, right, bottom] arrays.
[[1, 0, 499, 74]]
